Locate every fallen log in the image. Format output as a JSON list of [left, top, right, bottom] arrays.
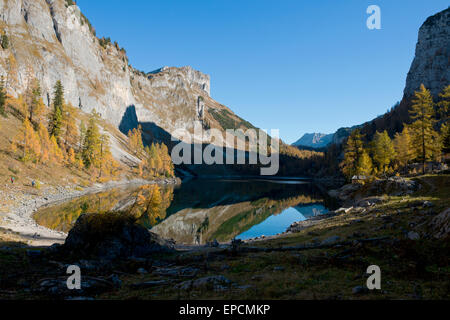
[[224, 237, 391, 253]]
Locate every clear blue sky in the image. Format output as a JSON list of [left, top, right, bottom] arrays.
[[77, 0, 449, 144]]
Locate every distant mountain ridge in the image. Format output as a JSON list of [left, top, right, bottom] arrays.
[[292, 126, 359, 150], [292, 133, 333, 149]]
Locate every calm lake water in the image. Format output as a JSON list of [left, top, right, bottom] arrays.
[[34, 178, 335, 245]]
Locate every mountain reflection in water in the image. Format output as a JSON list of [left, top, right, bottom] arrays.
[[33, 178, 335, 245]]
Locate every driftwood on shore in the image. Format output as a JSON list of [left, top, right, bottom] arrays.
[[225, 236, 390, 253]]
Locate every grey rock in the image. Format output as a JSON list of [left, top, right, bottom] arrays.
[[37, 276, 114, 296], [273, 266, 285, 272], [63, 213, 174, 260], [286, 220, 320, 233], [352, 286, 369, 295], [47, 243, 63, 254], [155, 267, 199, 277], [356, 197, 385, 207], [78, 260, 98, 271], [422, 201, 434, 208], [429, 208, 450, 239], [107, 274, 122, 288], [17, 279, 30, 288], [235, 284, 253, 290], [131, 280, 171, 289], [407, 231, 420, 240], [207, 239, 219, 247], [322, 236, 341, 245], [175, 275, 232, 291], [137, 268, 148, 275], [26, 249, 43, 258]]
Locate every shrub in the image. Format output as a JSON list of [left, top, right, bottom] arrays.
[[65, 0, 76, 7], [99, 37, 111, 49], [1, 34, 9, 50]]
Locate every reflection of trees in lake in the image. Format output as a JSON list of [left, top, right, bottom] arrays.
[[33, 189, 125, 233], [34, 185, 175, 232], [129, 185, 174, 228]]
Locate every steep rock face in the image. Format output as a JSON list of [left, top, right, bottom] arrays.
[[404, 7, 450, 97], [355, 7, 450, 141], [0, 0, 236, 147]]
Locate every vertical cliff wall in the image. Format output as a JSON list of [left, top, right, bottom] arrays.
[[0, 0, 244, 147], [404, 7, 450, 97]]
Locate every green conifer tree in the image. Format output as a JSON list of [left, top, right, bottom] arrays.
[[438, 85, 450, 119], [0, 76, 6, 117], [1, 33, 9, 49], [49, 81, 65, 141]]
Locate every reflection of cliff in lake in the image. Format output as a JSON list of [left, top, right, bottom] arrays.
[[33, 179, 332, 245], [152, 179, 329, 244]]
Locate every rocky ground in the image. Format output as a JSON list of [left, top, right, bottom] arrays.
[[0, 174, 448, 300]]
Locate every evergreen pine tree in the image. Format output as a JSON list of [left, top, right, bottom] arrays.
[[441, 122, 450, 156], [1, 33, 9, 49], [408, 84, 439, 174], [49, 81, 65, 141], [0, 76, 6, 117], [438, 85, 450, 119]]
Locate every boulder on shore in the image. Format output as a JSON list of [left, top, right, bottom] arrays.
[[63, 213, 174, 260], [430, 208, 450, 239], [329, 177, 419, 205]]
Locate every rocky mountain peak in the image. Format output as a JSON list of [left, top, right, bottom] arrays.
[[404, 7, 450, 97], [0, 0, 238, 147]]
